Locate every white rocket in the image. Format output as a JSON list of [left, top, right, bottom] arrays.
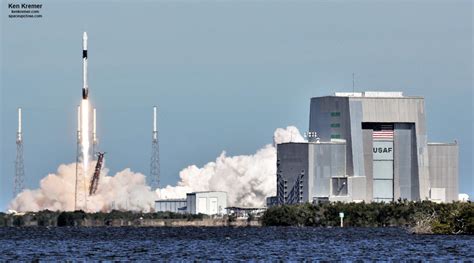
[[82, 32, 88, 99]]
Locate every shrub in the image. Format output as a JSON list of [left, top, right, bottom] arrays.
[[261, 201, 474, 234]]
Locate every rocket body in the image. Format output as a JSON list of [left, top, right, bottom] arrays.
[[82, 32, 88, 99], [81, 32, 90, 176]]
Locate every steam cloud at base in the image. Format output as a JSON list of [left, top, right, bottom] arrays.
[[9, 126, 304, 212], [9, 163, 156, 212], [157, 126, 304, 207]]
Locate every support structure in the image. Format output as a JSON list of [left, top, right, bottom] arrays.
[[150, 106, 160, 189], [14, 107, 25, 197], [89, 152, 105, 195]]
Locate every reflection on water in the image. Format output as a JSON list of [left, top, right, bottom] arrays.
[[0, 227, 473, 260]]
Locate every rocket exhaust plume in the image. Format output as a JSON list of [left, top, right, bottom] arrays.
[[9, 127, 304, 212], [81, 99, 90, 172], [9, 32, 307, 211], [93, 108, 97, 145]]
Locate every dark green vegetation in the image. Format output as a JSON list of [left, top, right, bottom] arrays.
[[0, 210, 209, 227], [2, 201, 472, 234], [261, 201, 474, 234]]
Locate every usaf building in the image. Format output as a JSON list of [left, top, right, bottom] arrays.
[[276, 91, 458, 204]]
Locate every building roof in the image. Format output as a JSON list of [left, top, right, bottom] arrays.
[[335, 91, 404, 97], [186, 191, 227, 195], [428, 141, 458, 146], [278, 141, 346, 146], [311, 91, 424, 99], [155, 198, 186, 202]]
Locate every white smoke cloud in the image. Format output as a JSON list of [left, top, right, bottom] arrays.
[[273, 126, 305, 145], [9, 126, 304, 212], [9, 162, 156, 212], [157, 126, 305, 207]]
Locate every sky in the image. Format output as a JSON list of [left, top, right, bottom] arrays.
[[1, 0, 472, 210]]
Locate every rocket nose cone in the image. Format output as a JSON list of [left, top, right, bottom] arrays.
[[83, 32, 88, 40]]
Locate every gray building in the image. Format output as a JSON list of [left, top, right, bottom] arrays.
[[155, 191, 227, 215], [155, 199, 187, 213], [428, 143, 459, 202], [276, 91, 459, 204], [186, 191, 227, 215]]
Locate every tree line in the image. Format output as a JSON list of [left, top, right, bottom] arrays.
[[261, 200, 473, 234]]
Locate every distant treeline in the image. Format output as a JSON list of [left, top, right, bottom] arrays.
[[2, 201, 473, 234], [0, 210, 209, 227], [261, 201, 474, 234]]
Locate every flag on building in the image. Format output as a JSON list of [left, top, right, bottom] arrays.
[[373, 124, 394, 140]]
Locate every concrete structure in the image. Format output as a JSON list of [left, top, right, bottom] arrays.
[[277, 142, 349, 204], [155, 191, 227, 215], [276, 91, 459, 204], [187, 191, 227, 215], [155, 199, 187, 213], [428, 143, 459, 202]]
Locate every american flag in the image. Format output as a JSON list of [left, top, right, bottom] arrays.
[[373, 124, 394, 140]]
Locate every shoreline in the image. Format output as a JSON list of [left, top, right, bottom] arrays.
[[0, 210, 262, 228], [2, 201, 473, 235]]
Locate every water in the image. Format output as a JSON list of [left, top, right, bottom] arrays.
[[0, 227, 472, 261]]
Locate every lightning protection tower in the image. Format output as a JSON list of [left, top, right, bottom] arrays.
[[150, 106, 160, 189], [14, 107, 25, 197]]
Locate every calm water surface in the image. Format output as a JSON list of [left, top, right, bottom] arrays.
[[0, 227, 472, 261]]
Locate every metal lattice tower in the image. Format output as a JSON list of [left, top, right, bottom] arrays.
[[14, 107, 25, 197], [150, 106, 160, 189]]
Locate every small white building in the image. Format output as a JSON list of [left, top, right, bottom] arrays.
[[186, 191, 227, 215], [155, 191, 227, 215], [225, 207, 266, 219]]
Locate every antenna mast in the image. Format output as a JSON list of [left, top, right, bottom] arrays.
[[150, 106, 160, 189], [14, 107, 25, 197]]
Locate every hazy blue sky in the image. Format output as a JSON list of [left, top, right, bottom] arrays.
[[1, 0, 472, 210]]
